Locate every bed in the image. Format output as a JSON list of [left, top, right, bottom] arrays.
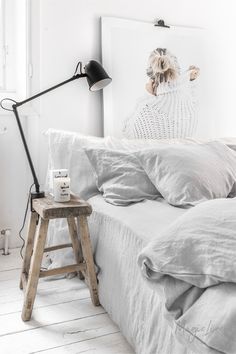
[[45, 129, 236, 354], [88, 196, 236, 354]]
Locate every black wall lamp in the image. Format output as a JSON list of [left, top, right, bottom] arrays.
[[0, 60, 112, 203]]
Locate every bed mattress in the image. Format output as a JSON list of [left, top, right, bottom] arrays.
[[88, 195, 196, 354]]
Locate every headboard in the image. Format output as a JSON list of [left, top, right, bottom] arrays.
[[101, 17, 207, 138]]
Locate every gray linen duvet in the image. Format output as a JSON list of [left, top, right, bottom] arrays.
[[139, 198, 236, 354]]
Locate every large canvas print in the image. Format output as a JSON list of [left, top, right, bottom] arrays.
[[102, 17, 207, 138]]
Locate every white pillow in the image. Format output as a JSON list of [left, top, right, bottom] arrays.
[[84, 147, 160, 206], [135, 141, 236, 207], [46, 129, 108, 199], [107, 136, 198, 151]]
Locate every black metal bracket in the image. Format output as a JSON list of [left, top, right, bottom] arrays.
[[154, 19, 170, 28]]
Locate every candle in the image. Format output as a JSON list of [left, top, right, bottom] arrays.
[[53, 177, 71, 202]]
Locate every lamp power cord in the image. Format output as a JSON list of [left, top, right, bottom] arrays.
[[19, 183, 35, 259]]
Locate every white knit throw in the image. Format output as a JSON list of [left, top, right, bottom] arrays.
[[123, 72, 198, 139]]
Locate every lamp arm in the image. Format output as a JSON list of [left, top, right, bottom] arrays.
[[15, 73, 87, 108]]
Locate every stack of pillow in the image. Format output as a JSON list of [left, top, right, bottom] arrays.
[[46, 129, 236, 208]]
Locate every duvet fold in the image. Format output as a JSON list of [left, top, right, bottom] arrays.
[[138, 198, 236, 354]]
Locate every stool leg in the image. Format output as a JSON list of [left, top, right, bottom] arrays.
[[20, 212, 38, 290], [78, 215, 99, 306], [67, 217, 84, 280], [21, 218, 49, 321]]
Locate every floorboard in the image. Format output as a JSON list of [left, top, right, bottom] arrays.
[[32, 332, 133, 354], [0, 248, 134, 354]]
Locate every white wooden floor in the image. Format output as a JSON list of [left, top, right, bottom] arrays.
[[0, 249, 134, 354]]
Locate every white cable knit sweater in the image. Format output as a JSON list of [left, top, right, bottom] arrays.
[[123, 72, 198, 139]]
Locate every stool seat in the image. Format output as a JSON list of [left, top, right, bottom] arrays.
[[33, 195, 92, 219], [20, 194, 99, 321]]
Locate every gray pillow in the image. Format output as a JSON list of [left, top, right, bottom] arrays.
[[84, 148, 160, 206], [46, 129, 194, 200], [135, 141, 236, 207]]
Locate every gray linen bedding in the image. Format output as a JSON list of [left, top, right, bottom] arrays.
[[45, 130, 236, 353], [139, 198, 236, 354]]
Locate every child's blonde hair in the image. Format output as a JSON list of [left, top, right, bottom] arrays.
[[147, 48, 180, 95]]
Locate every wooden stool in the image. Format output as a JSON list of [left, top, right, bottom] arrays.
[[19, 195, 99, 321]]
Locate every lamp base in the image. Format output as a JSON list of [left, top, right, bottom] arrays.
[[31, 191, 45, 199], [31, 191, 45, 211]]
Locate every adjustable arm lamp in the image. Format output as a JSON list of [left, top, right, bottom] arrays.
[[0, 60, 112, 202]]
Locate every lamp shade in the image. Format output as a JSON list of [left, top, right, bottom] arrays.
[[85, 60, 112, 91]]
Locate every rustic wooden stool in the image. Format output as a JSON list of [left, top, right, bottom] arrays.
[[19, 195, 99, 321]]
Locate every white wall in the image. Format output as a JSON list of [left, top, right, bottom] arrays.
[[31, 0, 236, 187], [1, 0, 236, 248], [0, 114, 29, 249], [0, 0, 29, 249]]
